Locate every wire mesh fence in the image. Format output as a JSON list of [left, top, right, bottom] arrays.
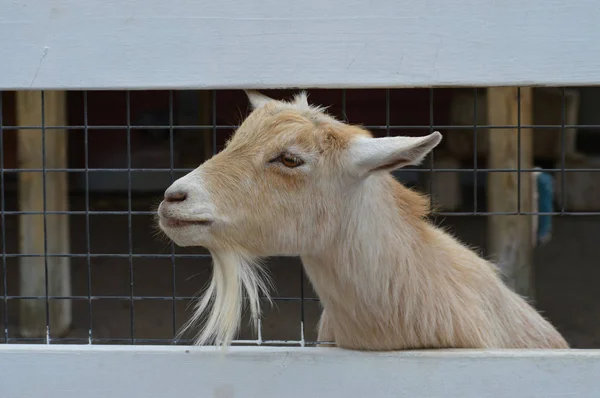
[[0, 88, 599, 347]]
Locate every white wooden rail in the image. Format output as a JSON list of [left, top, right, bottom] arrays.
[[1, 0, 600, 89], [2, 1, 600, 396], [1, 345, 599, 398]]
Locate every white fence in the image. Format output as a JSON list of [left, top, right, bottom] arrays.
[[2, 0, 600, 397], [1, 0, 600, 90], [2, 346, 600, 398]]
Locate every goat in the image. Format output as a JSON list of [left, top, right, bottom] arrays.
[[157, 90, 568, 350]]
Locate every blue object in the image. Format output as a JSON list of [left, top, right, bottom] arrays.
[[536, 171, 554, 245]]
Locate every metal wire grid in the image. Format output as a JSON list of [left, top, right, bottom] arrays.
[[0, 88, 598, 346]]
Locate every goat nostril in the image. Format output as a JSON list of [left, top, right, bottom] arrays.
[[164, 191, 187, 203]]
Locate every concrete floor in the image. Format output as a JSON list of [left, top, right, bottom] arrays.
[[1, 193, 599, 348]]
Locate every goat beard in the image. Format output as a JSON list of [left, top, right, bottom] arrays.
[[177, 250, 272, 347]]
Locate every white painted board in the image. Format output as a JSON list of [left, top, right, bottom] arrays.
[[1, 345, 600, 398], [1, 0, 600, 90]]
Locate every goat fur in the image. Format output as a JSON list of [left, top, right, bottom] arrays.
[[157, 91, 568, 350]]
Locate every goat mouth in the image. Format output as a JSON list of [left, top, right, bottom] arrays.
[[160, 217, 214, 228]]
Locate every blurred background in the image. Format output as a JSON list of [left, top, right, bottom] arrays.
[[0, 87, 598, 347]]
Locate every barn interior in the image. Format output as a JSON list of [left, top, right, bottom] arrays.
[[1, 88, 599, 348]]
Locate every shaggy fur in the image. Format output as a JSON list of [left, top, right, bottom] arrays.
[[157, 91, 568, 350]]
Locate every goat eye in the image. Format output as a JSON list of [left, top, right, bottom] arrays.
[[280, 154, 304, 168]]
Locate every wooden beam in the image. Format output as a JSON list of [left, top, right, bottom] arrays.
[[3, 0, 600, 90], [448, 88, 581, 162], [2, 346, 600, 398], [487, 87, 534, 299], [16, 91, 71, 338]]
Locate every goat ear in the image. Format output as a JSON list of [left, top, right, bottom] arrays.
[[348, 132, 442, 176], [292, 91, 309, 107], [245, 90, 275, 110]]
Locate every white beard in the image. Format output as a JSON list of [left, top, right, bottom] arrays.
[[178, 250, 272, 347]]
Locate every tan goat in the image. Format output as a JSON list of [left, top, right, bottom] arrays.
[[157, 91, 568, 350]]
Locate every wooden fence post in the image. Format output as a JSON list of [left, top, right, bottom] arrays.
[[16, 91, 71, 337], [487, 87, 535, 299]]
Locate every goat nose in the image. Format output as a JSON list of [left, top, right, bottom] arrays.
[[164, 190, 187, 203]]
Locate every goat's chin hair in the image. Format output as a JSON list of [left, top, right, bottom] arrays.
[[177, 250, 272, 348]]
